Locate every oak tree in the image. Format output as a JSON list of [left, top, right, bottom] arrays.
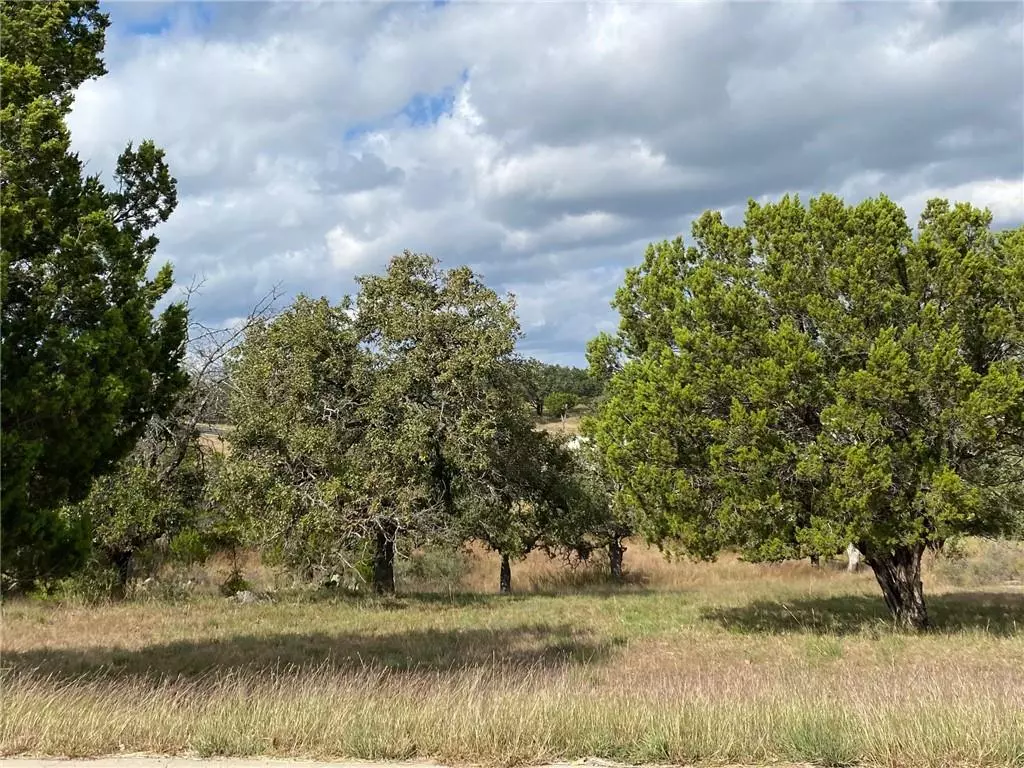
[[224, 253, 536, 594]]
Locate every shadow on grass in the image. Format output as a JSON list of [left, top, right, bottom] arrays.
[[283, 584, 650, 610], [4, 623, 619, 683], [525, 566, 652, 595], [703, 590, 1024, 636]]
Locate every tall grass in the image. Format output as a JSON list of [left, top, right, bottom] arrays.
[[3, 541, 1023, 766], [4, 659, 1022, 766]]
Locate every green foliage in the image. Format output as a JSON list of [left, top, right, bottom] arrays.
[[219, 569, 250, 597], [585, 332, 623, 382], [522, 359, 604, 415], [543, 391, 578, 420], [224, 253, 559, 588], [1, 1, 188, 590], [566, 435, 636, 555], [82, 465, 166, 560], [350, 541, 377, 589], [66, 445, 212, 596], [454, 426, 589, 566], [168, 528, 211, 568], [218, 294, 364, 576], [3, 510, 92, 594], [590, 193, 1024, 627], [50, 558, 123, 605], [353, 252, 528, 553]]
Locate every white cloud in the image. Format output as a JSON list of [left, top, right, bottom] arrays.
[[905, 179, 1024, 226], [69, 0, 1024, 363], [326, 227, 373, 271]]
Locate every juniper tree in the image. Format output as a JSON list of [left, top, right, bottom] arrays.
[[1, 1, 187, 589], [589, 194, 1023, 629]]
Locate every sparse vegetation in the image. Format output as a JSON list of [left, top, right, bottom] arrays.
[[931, 538, 1024, 588]]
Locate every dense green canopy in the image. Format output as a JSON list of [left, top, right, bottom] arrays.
[[1, 1, 187, 589], [588, 194, 1024, 629], [223, 253, 584, 593]]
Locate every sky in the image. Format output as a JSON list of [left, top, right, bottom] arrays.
[[69, 0, 1024, 365]]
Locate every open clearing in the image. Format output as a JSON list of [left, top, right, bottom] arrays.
[[2, 543, 1023, 767]]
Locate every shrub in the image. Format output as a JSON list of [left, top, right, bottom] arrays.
[[48, 560, 122, 605], [169, 529, 212, 567], [219, 569, 251, 596]]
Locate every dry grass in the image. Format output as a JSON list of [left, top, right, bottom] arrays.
[[534, 415, 583, 436], [203, 417, 581, 452], [3, 542, 1023, 766]]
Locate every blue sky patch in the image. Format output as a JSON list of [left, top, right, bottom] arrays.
[[399, 68, 468, 126], [112, 1, 217, 38], [123, 15, 173, 37], [401, 89, 456, 126], [344, 70, 467, 141]]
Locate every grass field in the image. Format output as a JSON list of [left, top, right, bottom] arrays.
[[2, 541, 1023, 767]]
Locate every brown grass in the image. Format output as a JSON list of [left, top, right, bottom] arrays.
[[202, 417, 582, 453], [533, 415, 583, 436], [3, 541, 1023, 766]]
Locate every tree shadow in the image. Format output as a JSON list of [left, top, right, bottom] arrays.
[[702, 590, 1024, 636], [296, 587, 652, 610], [4, 623, 618, 684], [292, 590, 500, 609], [524, 568, 652, 595]]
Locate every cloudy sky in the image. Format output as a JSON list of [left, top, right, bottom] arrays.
[[70, 0, 1024, 364]]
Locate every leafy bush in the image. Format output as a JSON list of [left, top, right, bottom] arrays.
[[169, 528, 211, 567], [49, 560, 123, 605], [544, 391, 578, 419], [219, 569, 251, 596]]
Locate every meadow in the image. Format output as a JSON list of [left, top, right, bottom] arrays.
[[3, 540, 1023, 767]]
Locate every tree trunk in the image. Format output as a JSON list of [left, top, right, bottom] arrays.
[[809, 553, 821, 568], [499, 553, 512, 594], [372, 523, 396, 595], [846, 542, 862, 573], [609, 537, 625, 581], [111, 550, 133, 601], [863, 543, 928, 630]]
